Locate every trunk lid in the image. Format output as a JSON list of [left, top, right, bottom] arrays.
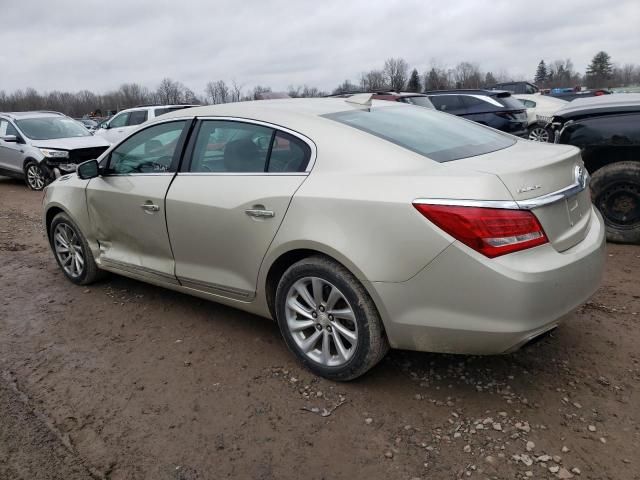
[[451, 140, 592, 251]]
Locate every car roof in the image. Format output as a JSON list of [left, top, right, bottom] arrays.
[[118, 104, 200, 113], [0, 111, 66, 120], [554, 93, 640, 118], [153, 98, 400, 121], [142, 98, 421, 140], [425, 89, 511, 97]]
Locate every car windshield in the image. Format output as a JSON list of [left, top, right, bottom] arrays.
[[324, 105, 515, 162], [16, 117, 90, 140]]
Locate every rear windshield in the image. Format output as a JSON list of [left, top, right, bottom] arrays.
[[323, 105, 515, 162], [16, 117, 91, 140]]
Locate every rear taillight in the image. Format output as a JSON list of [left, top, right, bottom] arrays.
[[413, 203, 548, 258]]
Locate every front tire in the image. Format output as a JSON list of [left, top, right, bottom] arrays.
[[24, 160, 52, 191], [275, 256, 388, 381], [591, 161, 640, 244], [49, 212, 104, 285], [527, 124, 552, 142]]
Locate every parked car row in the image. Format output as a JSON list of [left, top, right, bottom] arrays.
[[0, 91, 636, 380]]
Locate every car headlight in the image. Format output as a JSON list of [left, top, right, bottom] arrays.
[[39, 148, 69, 159]]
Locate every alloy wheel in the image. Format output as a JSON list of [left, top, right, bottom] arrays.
[[285, 277, 358, 367], [26, 164, 46, 190], [528, 126, 550, 142], [53, 223, 85, 278]]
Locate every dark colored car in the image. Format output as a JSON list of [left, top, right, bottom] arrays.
[[425, 89, 528, 136], [490, 81, 540, 94], [550, 94, 640, 243]]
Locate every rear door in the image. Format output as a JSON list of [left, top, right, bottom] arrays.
[[86, 119, 189, 282], [166, 119, 312, 299]]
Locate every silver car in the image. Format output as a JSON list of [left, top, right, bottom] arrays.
[[42, 98, 606, 380], [0, 111, 110, 190]]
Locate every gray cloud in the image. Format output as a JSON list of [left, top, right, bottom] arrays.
[[2, 0, 639, 94]]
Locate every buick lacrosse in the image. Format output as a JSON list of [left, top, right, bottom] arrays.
[[43, 96, 605, 380]]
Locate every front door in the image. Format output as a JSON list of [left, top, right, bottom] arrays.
[[0, 119, 25, 173], [86, 119, 188, 283], [166, 119, 312, 299]]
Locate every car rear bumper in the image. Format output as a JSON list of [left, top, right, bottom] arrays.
[[370, 206, 606, 354]]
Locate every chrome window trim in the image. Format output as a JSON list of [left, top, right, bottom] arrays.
[[193, 115, 317, 173], [176, 172, 308, 177], [415, 169, 590, 210]]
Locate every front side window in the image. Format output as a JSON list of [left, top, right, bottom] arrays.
[[189, 121, 273, 173], [127, 110, 148, 126], [108, 121, 186, 174], [109, 112, 129, 128], [324, 105, 515, 163], [15, 116, 91, 140], [0, 119, 19, 137]]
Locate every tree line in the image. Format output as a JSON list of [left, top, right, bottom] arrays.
[[1, 51, 638, 118]]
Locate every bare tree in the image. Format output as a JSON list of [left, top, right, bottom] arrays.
[[453, 62, 482, 89], [205, 80, 230, 104], [383, 58, 409, 91], [155, 78, 185, 104], [230, 81, 243, 102], [360, 70, 386, 91]]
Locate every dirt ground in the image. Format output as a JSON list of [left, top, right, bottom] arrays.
[[0, 176, 638, 480]]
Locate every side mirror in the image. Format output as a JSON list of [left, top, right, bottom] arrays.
[[2, 135, 17, 142], [77, 159, 100, 180]]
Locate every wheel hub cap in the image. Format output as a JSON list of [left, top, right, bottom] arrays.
[[285, 277, 358, 367]]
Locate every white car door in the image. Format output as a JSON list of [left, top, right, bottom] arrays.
[[0, 119, 24, 173]]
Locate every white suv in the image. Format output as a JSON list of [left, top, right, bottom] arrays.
[[94, 104, 197, 144]]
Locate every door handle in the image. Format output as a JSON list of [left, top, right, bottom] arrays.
[[141, 203, 160, 213], [245, 208, 275, 218]]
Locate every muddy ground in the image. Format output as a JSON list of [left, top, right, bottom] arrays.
[[0, 176, 638, 480]]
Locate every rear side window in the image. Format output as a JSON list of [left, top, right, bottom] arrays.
[[324, 105, 515, 163], [428, 95, 464, 112], [460, 96, 490, 108], [498, 96, 527, 110], [188, 121, 311, 173], [189, 120, 273, 173], [268, 131, 311, 172], [127, 110, 148, 126], [399, 96, 435, 109]]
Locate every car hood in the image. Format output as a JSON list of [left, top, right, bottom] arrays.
[[32, 136, 111, 150]]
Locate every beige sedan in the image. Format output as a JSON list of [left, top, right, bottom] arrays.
[[42, 97, 606, 380]]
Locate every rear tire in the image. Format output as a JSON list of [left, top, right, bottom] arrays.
[[591, 161, 640, 244], [24, 160, 52, 191], [49, 212, 105, 285], [275, 256, 388, 381]]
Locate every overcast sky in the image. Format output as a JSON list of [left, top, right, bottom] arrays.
[[2, 0, 639, 95]]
